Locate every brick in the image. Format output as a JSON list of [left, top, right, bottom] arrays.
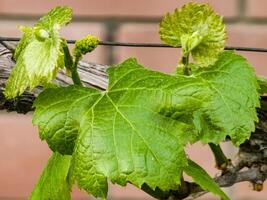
[[115, 24, 181, 73], [227, 25, 267, 47], [186, 142, 233, 198], [227, 25, 267, 76], [0, 113, 50, 197], [0, 20, 33, 37], [116, 23, 267, 77], [238, 52, 267, 76], [0, 0, 238, 18], [109, 184, 155, 200], [246, 0, 267, 18], [60, 22, 107, 64], [231, 182, 267, 200], [0, 113, 90, 198]]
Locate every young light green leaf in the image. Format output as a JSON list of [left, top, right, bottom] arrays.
[[29, 152, 72, 200], [192, 51, 260, 145], [33, 58, 212, 198], [159, 3, 226, 66], [4, 56, 30, 98], [4, 36, 63, 98], [184, 159, 230, 200], [4, 6, 71, 99], [35, 6, 73, 30], [258, 76, 267, 94], [13, 26, 34, 60]]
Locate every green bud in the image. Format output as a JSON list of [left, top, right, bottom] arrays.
[[34, 27, 49, 41], [74, 35, 99, 57]]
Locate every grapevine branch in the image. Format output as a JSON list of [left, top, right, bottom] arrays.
[[0, 42, 266, 200]]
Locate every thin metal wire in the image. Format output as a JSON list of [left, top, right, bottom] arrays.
[[1, 36, 267, 52]]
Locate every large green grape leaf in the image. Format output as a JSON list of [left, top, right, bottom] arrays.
[[33, 58, 212, 198], [192, 51, 260, 145], [29, 153, 72, 200], [184, 160, 230, 200], [4, 6, 72, 99], [159, 3, 226, 66], [33, 86, 100, 155]]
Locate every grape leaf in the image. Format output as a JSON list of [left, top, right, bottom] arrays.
[[33, 86, 100, 155], [4, 6, 72, 99], [258, 76, 267, 94], [29, 152, 72, 200], [35, 6, 73, 30], [4, 55, 30, 98], [192, 51, 260, 145], [33, 58, 212, 198], [184, 159, 230, 200], [24, 38, 62, 87], [159, 3, 226, 66], [32, 52, 259, 198], [13, 26, 34, 60]]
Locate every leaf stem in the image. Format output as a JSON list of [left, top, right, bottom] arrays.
[[182, 54, 191, 75], [208, 143, 229, 170], [62, 40, 83, 86], [71, 58, 83, 86], [62, 40, 73, 69], [141, 184, 169, 199]]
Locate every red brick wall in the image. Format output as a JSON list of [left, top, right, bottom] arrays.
[[0, 0, 267, 199]]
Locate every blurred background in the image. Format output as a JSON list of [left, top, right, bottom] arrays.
[[0, 0, 267, 199]]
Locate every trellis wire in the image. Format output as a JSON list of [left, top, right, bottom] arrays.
[[1, 36, 267, 52]]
